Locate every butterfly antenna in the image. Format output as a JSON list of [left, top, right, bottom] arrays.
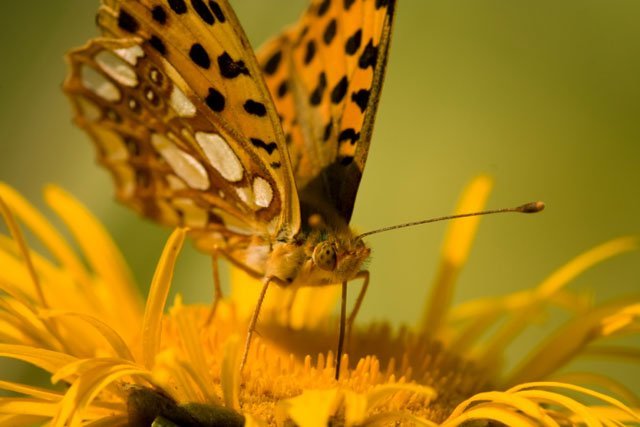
[[356, 201, 545, 240]]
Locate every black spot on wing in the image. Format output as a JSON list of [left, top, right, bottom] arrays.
[[345, 29, 362, 55], [244, 100, 267, 117], [340, 156, 354, 165], [191, 0, 215, 25], [208, 1, 226, 22], [168, 0, 187, 14], [251, 138, 278, 155], [218, 52, 249, 78], [270, 162, 282, 169], [338, 128, 360, 144], [304, 40, 317, 65], [343, 0, 355, 10], [317, 0, 331, 16], [189, 43, 210, 68], [118, 10, 139, 33], [277, 80, 289, 98], [331, 76, 348, 104], [263, 51, 282, 76], [323, 121, 333, 142], [351, 89, 370, 112], [323, 19, 337, 45], [375, 0, 390, 8], [151, 6, 167, 24], [297, 26, 310, 45], [358, 40, 378, 69], [205, 87, 225, 111], [309, 72, 327, 106], [149, 36, 166, 54]]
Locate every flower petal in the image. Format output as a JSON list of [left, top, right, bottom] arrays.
[[44, 185, 143, 330], [0, 344, 75, 373], [277, 388, 341, 427], [0, 183, 91, 290], [141, 228, 186, 369], [420, 175, 493, 335]]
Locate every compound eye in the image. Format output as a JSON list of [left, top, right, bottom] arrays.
[[312, 242, 337, 271]]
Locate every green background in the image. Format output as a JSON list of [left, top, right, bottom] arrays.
[[1, 1, 638, 392]]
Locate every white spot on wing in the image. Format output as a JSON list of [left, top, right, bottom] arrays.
[[114, 45, 144, 65], [81, 65, 121, 102], [95, 51, 138, 87], [235, 187, 251, 204], [151, 133, 210, 190], [195, 132, 243, 182], [252, 177, 273, 208], [170, 85, 196, 117]]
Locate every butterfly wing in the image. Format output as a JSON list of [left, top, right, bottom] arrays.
[[257, 0, 396, 223], [64, 0, 300, 238]]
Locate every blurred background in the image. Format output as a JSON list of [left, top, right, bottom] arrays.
[[1, 1, 638, 390]]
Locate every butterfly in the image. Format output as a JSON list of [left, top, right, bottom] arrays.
[[63, 0, 396, 377]]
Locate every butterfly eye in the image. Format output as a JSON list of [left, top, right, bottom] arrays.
[[312, 242, 337, 271]]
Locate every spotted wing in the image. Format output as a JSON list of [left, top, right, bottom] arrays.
[[64, 0, 300, 237], [257, 0, 396, 223]]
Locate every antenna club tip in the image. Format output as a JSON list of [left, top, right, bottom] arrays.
[[517, 201, 545, 213]]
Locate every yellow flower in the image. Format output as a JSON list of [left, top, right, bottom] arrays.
[[0, 177, 638, 426]]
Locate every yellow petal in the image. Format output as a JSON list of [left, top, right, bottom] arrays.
[[442, 405, 540, 427], [0, 183, 91, 289], [508, 382, 640, 422], [44, 185, 143, 329], [551, 372, 640, 408], [447, 391, 552, 423], [506, 301, 640, 385], [420, 175, 493, 335], [0, 344, 75, 373], [221, 334, 241, 411], [514, 390, 601, 426], [277, 388, 342, 427], [0, 380, 62, 401], [42, 311, 134, 361], [141, 228, 186, 369], [51, 357, 140, 384], [536, 237, 638, 299], [52, 364, 151, 427], [0, 194, 46, 307], [476, 237, 638, 369], [0, 398, 59, 417], [243, 413, 268, 427], [170, 297, 219, 403]]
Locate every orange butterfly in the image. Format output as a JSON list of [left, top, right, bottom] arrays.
[[64, 0, 396, 377]]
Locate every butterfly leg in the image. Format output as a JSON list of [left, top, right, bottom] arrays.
[[346, 270, 370, 348], [283, 287, 299, 329], [205, 253, 223, 324], [240, 276, 273, 373], [335, 281, 348, 380]]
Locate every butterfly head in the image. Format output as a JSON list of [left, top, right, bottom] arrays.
[[310, 233, 370, 279]]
